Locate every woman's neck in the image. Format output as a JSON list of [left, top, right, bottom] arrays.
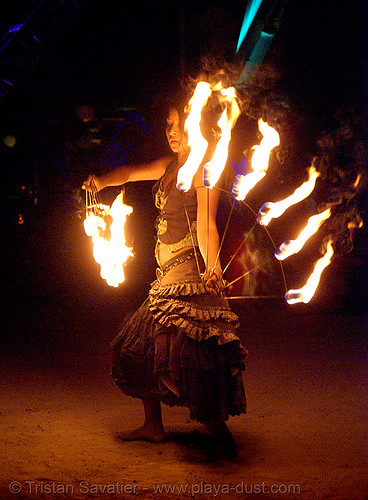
[[178, 149, 189, 167]]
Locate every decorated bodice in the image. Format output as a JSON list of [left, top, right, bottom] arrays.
[[153, 159, 198, 252]]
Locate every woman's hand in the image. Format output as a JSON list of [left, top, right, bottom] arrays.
[[82, 174, 103, 192], [202, 267, 225, 297]]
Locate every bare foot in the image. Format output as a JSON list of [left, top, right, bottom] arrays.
[[205, 422, 239, 461], [181, 438, 238, 463], [175, 428, 238, 462], [208, 437, 238, 461], [117, 425, 167, 443]]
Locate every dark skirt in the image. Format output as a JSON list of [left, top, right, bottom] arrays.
[[111, 254, 247, 424]]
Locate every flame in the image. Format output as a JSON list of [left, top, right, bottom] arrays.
[[285, 240, 334, 304], [176, 82, 212, 191], [258, 164, 320, 226], [177, 81, 240, 191], [203, 86, 241, 188], [275, 208, 331, 261], [84, 192, 133, 287], [353, 172, 361, 189], [348, 219, 363, 230], [232, 118, 280, 200]]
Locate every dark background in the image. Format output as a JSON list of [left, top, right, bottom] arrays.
[[1, 5, 367, 496], [1, 0, 368, 327]]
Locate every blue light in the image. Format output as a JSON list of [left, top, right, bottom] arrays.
[[237, 31, 274, 85], [8, 24, 23, 33], [236, 0, 264, 53]]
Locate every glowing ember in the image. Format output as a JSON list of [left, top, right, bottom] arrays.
[[258, 164, 320, 226], [275, 208, 331, 261], [203, 87, 241, 188], [232, 118, 280, 200], [353, 173, 362, 189], [176, 81, 212, 191], [285, 240, 334, 304], [84, 192, 133, 287], [348, 220, 363, 230]]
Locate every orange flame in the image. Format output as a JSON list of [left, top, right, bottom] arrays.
[[232, 118, 280, 200], [84, 192, 133, 287], [353, 172, 362, 189], [348, 219, 363, 230], [275, 208, 331, 261], [203, 86, 241, 188], [285, 240, 334, 304], [177, 81, 240, 191], [176, 81, 212, 191], [258, 164, 320, 226]]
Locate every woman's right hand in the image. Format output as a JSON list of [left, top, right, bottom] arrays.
[[82, 174, 103, 192]]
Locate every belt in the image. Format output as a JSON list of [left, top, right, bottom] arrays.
[[156, 250, 196, 280]]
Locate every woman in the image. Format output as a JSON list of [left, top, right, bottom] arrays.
[[82, 104, 247, 460]]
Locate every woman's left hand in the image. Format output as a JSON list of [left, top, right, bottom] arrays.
[[203, 267, 225, 297]]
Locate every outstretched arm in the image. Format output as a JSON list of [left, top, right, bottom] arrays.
[[82, 155, 174, 192]]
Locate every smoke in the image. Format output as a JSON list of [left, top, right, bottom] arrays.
[[311, 109, 367, 255], [169, 23, 368, 260], [233, 58, 368, 257]]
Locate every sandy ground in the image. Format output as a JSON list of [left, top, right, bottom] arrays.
[[1, 213, 367, 500]]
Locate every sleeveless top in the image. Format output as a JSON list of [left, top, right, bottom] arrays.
[[153, 158, 198, 253]]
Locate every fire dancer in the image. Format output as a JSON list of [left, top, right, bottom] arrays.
[[82, 99, 247, 461]]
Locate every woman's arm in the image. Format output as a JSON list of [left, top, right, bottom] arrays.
[[193, 167, 224, 295], [82, 155, 174, 192]]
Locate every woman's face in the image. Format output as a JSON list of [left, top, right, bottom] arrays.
[[166, 108, 182, 153]]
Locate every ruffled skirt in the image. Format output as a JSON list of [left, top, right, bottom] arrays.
[[111, 254, 247, 423]]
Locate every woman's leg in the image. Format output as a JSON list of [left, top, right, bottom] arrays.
[[160, 374, 180, 397], [119, 399, 166, 443], [204, 421, 238, 459]]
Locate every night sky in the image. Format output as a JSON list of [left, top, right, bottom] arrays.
[[1, 0, 367, 180]]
